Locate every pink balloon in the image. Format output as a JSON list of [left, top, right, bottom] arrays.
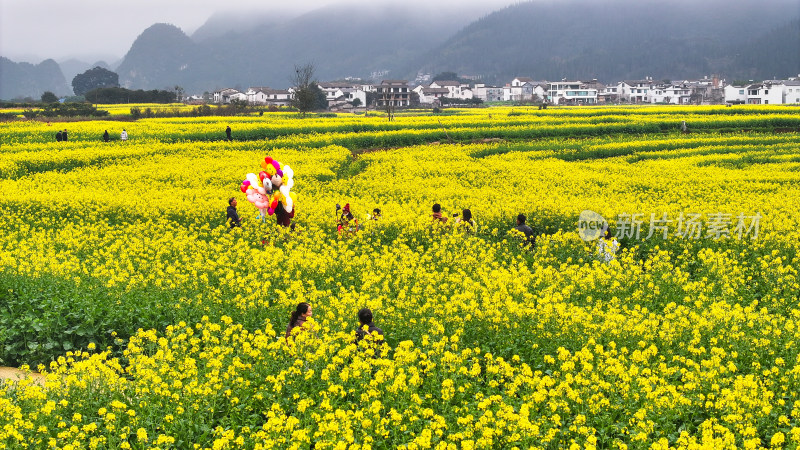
[[271, 160, 280, 171], [242, 180, 251, 187]]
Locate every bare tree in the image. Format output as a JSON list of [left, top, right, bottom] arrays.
[[291, 63, 318, 115], [174, 85, 185, 103]]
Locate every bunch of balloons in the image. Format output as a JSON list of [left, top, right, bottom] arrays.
[[240, 156, 295, 219]]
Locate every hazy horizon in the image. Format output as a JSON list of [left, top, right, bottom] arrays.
[[0, 0, 517, 64]]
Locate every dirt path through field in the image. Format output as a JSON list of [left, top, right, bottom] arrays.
[[0, 367, 45, 385]]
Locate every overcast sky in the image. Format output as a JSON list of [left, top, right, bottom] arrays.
[[0, 0, 516, 63]]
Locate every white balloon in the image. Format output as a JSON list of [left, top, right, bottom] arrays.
[[283, 165, 294, 190], [246, 173, 259, 187], [280, 185, 293, 213]]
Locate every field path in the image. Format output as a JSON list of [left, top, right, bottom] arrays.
[[0, 367, 45, 385]]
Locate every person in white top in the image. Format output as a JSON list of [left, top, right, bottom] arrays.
[[597, 228, 620, 263], [121, 129, 128, 141]]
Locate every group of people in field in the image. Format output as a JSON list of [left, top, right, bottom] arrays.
[[53, 125, 233, 143], [285, 302, 384, 349], [226, 197, 618, 262], [53, 129, 128, 142]]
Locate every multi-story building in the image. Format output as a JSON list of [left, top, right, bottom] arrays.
[[547, 80, 598, 105], [617, 79, 654, 103], [375, 80, 411, 107], [746, 82, 784, 104], [473, 84, 504, 102]]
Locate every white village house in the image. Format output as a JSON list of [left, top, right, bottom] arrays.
[[428, 80, 473, 99], [649, 84, 693, 104], [473, 84, 504, 102], [413, 86, 449, 105], [317, 82, 368, 108], [547, 80, 599, 105], [503, 77, 546, 102], [213, 88, 241, 104]]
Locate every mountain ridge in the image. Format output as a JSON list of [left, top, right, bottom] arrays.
[[1, 0, 798, 99]]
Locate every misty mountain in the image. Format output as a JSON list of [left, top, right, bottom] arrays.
[[0, 57, 70, 100], [410, 0, 800, 84], [2, 0, 797, 100], [114, 3, 479, 93], [731, 19, 800, 81], [116, 23, 201, 91], [191, 11, 292, 42]]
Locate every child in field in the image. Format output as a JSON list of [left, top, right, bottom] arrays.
[[337, 203, 359, 236], [597, 228, 620, 263]]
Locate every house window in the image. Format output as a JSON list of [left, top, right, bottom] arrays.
[[765, 90, 769, 94], [765, 100, 769, 104], [739, 90, 744, 94]]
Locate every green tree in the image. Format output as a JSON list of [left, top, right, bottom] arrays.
[[40, 91, 59, 103], [72, 66, 119, 96], [312, 84, 328, 110]]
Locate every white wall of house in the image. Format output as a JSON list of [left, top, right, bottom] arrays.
[[747, 83, 783, 104], [724, 86, 748, 103], [649, 86, 692, 104], [532, 85, 547, 101], [230, 92, 248, 102], [615, 80, 653, 103], [473, 84, 504, 102], [784, 82, 800, 104], [213, 88, 240, 104]]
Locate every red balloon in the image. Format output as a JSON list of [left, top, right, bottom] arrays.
[[239, 185, 247, 193], [265, 156, 273, 164], [259, 171, 268, 181]]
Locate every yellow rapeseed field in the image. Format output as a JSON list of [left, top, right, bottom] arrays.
[[1, 106, 799, 449]]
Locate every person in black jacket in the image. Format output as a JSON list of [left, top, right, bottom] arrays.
[[225, 125, 232, 141], [56, 130, 62, 142], [355, 308, 384, 347], [513, 213, 535, 247], [103, 130, 109, 142], [62, 129, 68, 141], [227, 197, 241, 228]]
